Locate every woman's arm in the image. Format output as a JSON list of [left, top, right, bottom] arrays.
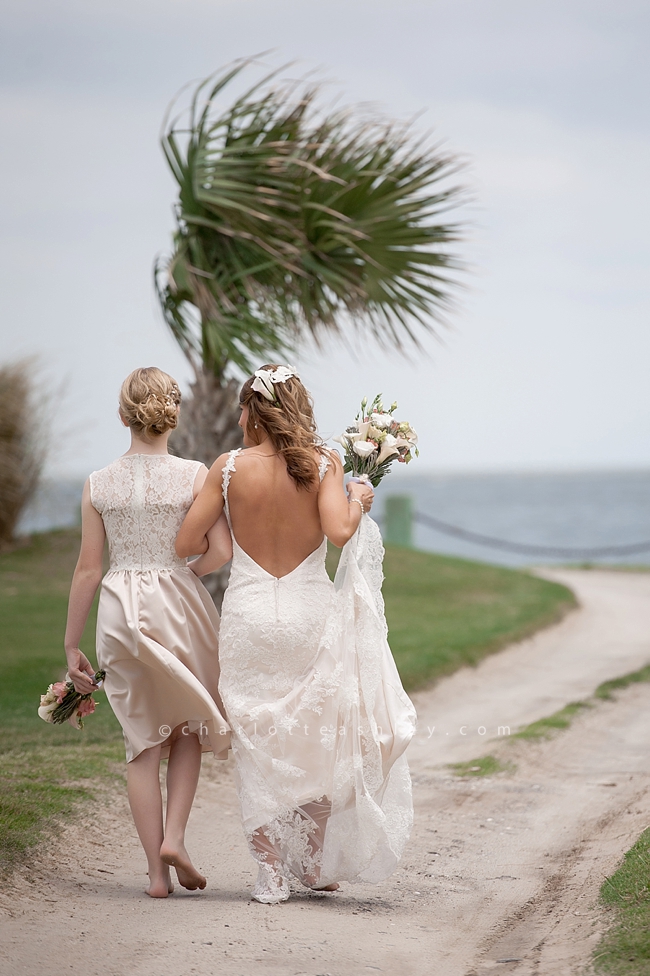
[[176, 454, 228, 558], [188, 514, 232, 576], [318, 453, 375, 548], [64, 480, 106, 694]]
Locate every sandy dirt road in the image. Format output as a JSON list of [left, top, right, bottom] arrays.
[[2, 569, 650, 976]]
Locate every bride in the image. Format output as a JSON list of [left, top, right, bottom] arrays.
[[177, 365, 416, 903]]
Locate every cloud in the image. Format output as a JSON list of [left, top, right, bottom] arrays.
[[0, 0, 648, 473]]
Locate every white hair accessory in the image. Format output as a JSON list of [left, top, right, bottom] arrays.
[[251, 365, 299, 402]]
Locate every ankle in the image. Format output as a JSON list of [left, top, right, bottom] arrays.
[[161, 835, 185, 852]]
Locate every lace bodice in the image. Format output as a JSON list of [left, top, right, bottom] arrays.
[[220, 448, 332, 699], [89, 454, 202, 572]]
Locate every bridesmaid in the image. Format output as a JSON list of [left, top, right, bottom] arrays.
[[64, 367, 231, 898]]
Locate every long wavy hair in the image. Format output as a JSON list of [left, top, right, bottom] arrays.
[[239, 367, 329, 491]]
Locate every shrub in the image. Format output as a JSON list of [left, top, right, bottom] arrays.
[[0, 359, 47, 548]]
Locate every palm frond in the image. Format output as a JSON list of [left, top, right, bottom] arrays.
[[156, 59, 466, 379]]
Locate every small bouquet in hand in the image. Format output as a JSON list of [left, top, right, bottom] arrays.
[[334, 395, 419, 487], [38, 670, 105, 730]]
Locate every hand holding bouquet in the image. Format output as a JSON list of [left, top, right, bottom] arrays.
[[335, 395, 419, 488], [38, 670, 105, 730]]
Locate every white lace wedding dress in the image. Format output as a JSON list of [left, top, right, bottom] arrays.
[[90, 454, 230, 762], [218, 450, 417, 902]]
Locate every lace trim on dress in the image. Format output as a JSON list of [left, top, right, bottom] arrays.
[[318, 453, 331, 482], [222, 449, 242, 526]]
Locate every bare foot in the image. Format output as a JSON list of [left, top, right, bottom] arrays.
[[160, 843, 206, 891], [302, 871, 340, 892], [145, 876, 173, 898]]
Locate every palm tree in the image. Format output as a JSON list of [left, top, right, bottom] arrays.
[[155, 58, 464, 602]]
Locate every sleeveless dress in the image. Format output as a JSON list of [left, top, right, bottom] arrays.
[[89, 454, 230, 762], [218, 449, 416, 900]]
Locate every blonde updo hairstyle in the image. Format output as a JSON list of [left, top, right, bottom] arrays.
[[119, 367, 181, 439], [240, 366, 329, 491]]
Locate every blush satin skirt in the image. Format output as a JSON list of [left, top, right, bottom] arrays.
[[96, 566, 230, 762]]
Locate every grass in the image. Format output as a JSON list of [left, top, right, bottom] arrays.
[[451, 662, 650, 777], [509, 665, 650, 743], [328, 544, 575, 691], [512, 701, 592, 740], [0, 529, 123, 870], [590, 665, 650, 974], [449, 755, 516, 778], [0, 530, 574, 871], [594, 828, 650, 974], [595, 664, 650, 701]]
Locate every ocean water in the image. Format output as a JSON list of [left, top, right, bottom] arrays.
[[17, 470, 650, 568], [373, 469, 650, 567]]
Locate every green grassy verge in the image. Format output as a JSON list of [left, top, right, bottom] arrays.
[[0, 531, 574, 871], [594, 828, 650, 974], [590, 665, 650, 974], [343, 544, 574, 691], [0, 530, 123, 871]]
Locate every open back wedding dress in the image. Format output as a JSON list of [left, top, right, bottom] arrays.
[[218, 449, 417, 902], [90, 454, 230, 762]]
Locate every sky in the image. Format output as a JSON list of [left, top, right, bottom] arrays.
[[1, 0, 648, 476]]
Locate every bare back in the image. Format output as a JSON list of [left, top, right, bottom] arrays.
[[227, 450, 327, 579]]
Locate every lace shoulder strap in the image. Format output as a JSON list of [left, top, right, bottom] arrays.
[[318, 452, 332, 482], [222, 449, 242, 523]]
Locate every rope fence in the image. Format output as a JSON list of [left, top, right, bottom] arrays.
[[411, 511, 650, 559]]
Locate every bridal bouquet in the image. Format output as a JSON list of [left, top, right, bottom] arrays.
[[334, 395, 419, 487], [38, 670, 106, 730]]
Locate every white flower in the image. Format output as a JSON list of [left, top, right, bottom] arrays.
[[251, 370, 276, 401], [38, 701, 57, 723], [352, 440, 377, 459], [378, 434, 400, 463], [399, 423, 418, 445], [275, 365, 296, 381], [251, 365, 299, 401], [370, 412, 393, 430]]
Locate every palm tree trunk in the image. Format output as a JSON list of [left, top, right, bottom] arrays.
[[169, 367, 243, 610]]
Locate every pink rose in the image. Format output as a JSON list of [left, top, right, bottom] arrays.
[[77, 697, 97, 717], [52, 681, 68, 703]]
